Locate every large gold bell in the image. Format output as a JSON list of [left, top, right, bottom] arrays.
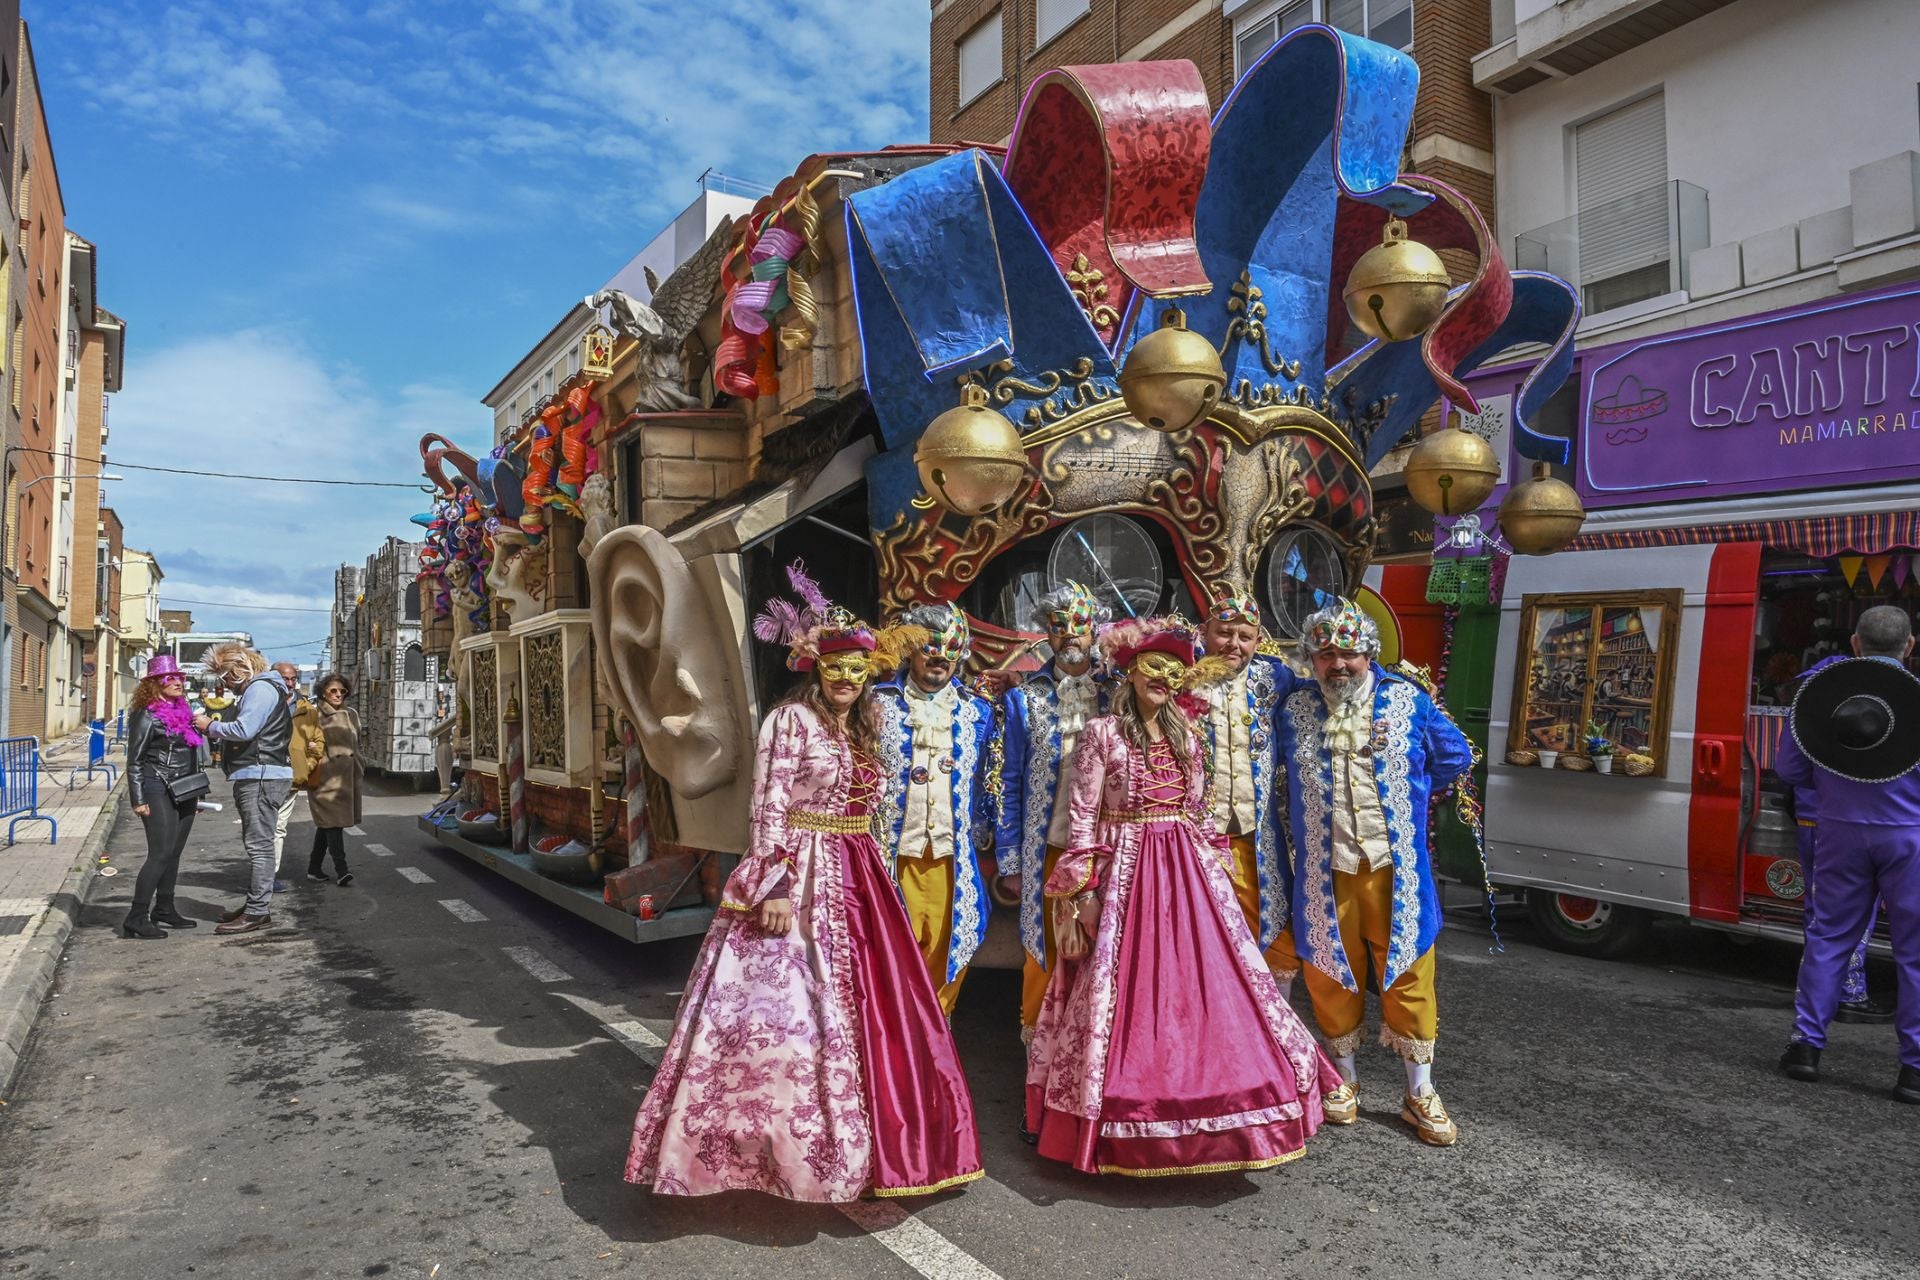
[[1344, 218, 1451, 343], [1498, 461, 1586, 555], [914, 383, 1029, 516], [1118, 307, 1226, 433], [1404, 427, 1500, 517]]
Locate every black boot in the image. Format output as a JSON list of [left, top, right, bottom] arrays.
[[1895, 1065, 1920, 1105], [122, 907, 167, 940], [1779, 1041, 1821, 1082], [1837, 997, 1896, 1024], [151, 901, 198, 929]]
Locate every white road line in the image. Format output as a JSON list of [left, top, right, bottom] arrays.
[[837, 1201, 1004, 1280], [601, 1019, 1001, 1280], [502, 946, 572, 984], [365, 842, 394, 857], [346, 826, 366, 835], [395, 866, 434, 884], [437, 898, 487, 923]]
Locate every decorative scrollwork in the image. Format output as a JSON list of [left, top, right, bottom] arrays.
[[470, 648, 499, 761], [1066, 253, 1120, 329], [1332, 386, 1400, 457], [1221, 270, 1304, 381], [524, 631, 566, 771], [1227, 379, 1333, 414]]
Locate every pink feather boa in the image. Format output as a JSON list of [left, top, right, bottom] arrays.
[[148, 696, 205, 747]]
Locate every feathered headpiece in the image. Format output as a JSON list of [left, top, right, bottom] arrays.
[[1097, 615, 1233, 690], [1301, 598, 1382, 655], [753, 561, 926, 672]]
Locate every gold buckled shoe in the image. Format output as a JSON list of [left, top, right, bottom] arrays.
[[1323, 1081, 1358, 1125], [1401, 1087, 1458, 1146]]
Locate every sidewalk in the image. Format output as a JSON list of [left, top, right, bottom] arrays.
[[0, 729, 127, 1095]]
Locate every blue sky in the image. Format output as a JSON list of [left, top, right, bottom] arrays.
[[33, 0, 929, 658]]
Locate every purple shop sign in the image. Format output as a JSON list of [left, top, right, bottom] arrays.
[[1578, 282, 1920, 507]]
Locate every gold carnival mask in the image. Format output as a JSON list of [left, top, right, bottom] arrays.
[[1132, 652, 1191, 689], [817, 653, 876, 685]]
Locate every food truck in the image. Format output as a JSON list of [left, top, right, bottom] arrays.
[[415, 27, 1582, 950], [1381, 281, 1920, 956]]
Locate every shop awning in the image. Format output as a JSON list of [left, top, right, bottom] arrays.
[[1569, 509, 1920, 558]]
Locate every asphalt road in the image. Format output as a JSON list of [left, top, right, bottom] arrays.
[[0, 776, 1914, 1280]]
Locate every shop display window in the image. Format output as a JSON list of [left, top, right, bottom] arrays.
[[1508, 589, 1681, 768]]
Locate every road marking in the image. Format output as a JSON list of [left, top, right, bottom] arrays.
[[347, 826, 366, 835], [601, 1018, 1001, 1280], [395, 866, 434, 885], [437, 898, 487, 923], [503, 946, 572, 984], [838, 1200, 1003, 1280], [365, 842, 394, 857]]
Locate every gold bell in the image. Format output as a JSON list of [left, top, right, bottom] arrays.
[[1498, 461, 1586, 555], [1404, 426, 1500, 517], [913, 382, 1029, 516], [1118, 307, 1226, 433], [1343, 218, 1450, 343]]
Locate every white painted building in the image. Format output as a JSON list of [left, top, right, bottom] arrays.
[[481, 175, 763, 445], [1479, 0, 1920, 349]]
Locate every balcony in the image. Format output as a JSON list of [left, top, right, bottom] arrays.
[[1476, 0, 1742, 95], [1515, 180, 1709, 317]]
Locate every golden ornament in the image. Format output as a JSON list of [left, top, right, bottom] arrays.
[[1343, 217, 1451, 342], [1404, 427, 1500, 516], [1498, 461, 1586, 555], [1118, 306, 1226, 433], [913, 382, 1030, 516]]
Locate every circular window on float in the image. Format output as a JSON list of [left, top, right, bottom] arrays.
[[1263, 526, 1350, 639], [1046, 515, 1166, 623]]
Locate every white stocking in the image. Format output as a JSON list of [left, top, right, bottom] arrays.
[[1404, 1058, 1433, 1096]]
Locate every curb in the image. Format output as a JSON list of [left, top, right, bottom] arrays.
[[0, 773, 127, 1098]]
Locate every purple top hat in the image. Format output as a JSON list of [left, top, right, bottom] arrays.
[[145, 653, 186, 680]]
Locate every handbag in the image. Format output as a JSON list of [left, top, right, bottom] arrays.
[[166, 771, 211, 804]]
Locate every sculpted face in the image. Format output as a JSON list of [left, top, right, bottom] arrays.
[[1201, 617, 1260, 672]]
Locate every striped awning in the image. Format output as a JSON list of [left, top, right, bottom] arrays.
[[1569, 510, 1920, 557], [1746, 707, 1788, 773]]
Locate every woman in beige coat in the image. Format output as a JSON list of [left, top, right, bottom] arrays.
[[305, 673, 364, 886]]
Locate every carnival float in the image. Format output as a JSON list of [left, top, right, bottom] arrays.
[[415, 24, 1584, 948]]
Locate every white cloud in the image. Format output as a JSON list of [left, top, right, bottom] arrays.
[[105, 329, 483, 649]]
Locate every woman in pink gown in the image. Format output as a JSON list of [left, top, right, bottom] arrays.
[[1027, 617, 1342, 1176], [626, 582, 983, 1202]]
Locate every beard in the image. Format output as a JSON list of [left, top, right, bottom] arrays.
[[1316, 669, 1368, 708], [1056, 644, 1089, 668]]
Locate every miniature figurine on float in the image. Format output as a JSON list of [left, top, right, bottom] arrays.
[[870, 602, 996, 1016], [995, 581, 1113, 1046], [1025, 616, 1343, 1177], [1197, 581, 1303, 988], [624, 565, 984, 1201], [1279, 599, 1476, 1145]]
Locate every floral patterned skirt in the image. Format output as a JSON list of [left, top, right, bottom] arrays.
[[625, 831, 982, 1202]]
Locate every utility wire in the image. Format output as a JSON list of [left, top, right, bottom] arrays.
[[9, 446, 428, 490], [161, 596, 332, 613]]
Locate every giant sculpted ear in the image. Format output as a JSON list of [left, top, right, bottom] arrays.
[[588, 525, 743, 799]]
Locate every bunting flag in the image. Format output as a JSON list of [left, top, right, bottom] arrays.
[[1894, 555, 1912, 590], [1838, 554, 1864, 587], [1864, 553, 1893, 590]]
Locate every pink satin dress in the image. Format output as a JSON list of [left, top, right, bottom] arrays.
[[626, 703, 983, 1202], [1027, 720, 1342, 1176]]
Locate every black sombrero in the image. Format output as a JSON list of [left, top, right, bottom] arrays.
[[1789, 656, 1920, 783]]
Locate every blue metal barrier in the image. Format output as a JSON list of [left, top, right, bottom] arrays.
[[67, 719, 119, 791], [1, 736, 56, 845], [111, 709, 126, 746]]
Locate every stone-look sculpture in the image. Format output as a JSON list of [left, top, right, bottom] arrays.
[[444, 559, 486, 636], [585, 289, 700, 414], [485, 528, 549, 621], [586, 525, 740, 799], [578, 472, 618, 557]]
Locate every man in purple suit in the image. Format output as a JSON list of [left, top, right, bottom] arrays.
[[1775, 606, 1920, 1104]]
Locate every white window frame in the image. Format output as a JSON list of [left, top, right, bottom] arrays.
[[1231, 0, 1411, 78], [1034, 0, 1089, 50], [957, 11, 1004, 110]]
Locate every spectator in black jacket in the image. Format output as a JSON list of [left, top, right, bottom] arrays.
[[123, 655, 209, 939]]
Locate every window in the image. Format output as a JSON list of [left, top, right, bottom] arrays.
[[1044, 515, 1165, 621], [1262, 526, 1350, 638], [1574, 93, 1670, 314], [957, 12, 1003, 108], [1034, 0, 1087, 48], [403, 643, 426, 681], [1509, 590, 1681, 770], [1235, 0, 1410, 76], [403, 580, 421, 622]]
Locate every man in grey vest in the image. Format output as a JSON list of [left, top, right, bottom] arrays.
[[194, 643, 294, 935]]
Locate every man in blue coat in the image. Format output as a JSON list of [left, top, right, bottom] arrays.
[[872, 603, 996, 1016], [1275, 599, 1475, 1144], [1775, 606, 1920, 1104]]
